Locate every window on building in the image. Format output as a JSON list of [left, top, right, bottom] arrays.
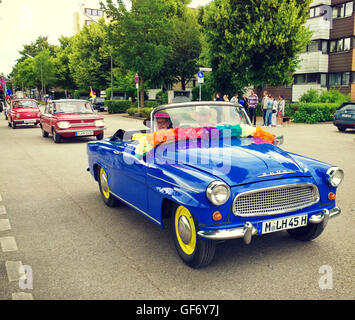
[[332, 2, 353, 19], [321, 41, 328, 54], [343, 72, 350, 86], [330, 41, 336, 53], [344, 38, 351, 51], [329, 72, 351, 86], [352, 72, 355, 83], [98, 10, 103, 16], [85, 8, 92, 15], [307, 74, 318, 83], [337, 39, 344, 51], [320, 74, 327, 87], [308, 42, 319, 52], [330, 37, 352, 53], [294, 74, 306, 84], [85, 20, 92, 26]]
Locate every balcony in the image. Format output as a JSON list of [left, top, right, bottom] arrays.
[[306, 16, 331, 40], [296, 51, 329, 73]]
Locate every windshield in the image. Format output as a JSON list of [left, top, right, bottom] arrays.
[[340, 104, 355, 112], [53, 101, 94, 114], [13, 100, 38, 108], [152, 104, 250, 131]]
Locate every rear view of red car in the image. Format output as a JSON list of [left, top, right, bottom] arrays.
[[40, 99, 105, 143], [7, 99, 41, 128]]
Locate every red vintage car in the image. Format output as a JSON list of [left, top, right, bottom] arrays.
[[7, 99, 41, 128], [40, 99, 105, 143]]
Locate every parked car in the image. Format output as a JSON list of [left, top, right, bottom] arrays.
[[7, 99, 41, 129], [87, 102, 343, 268], [40, 99, 105, 143], [90, 97, 106, 112], [333, 102, 355, 132]]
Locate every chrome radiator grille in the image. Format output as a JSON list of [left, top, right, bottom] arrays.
[[233, 183, 319, 217]]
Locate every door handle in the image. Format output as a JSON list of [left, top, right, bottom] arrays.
[[113, 150, 122, 155]]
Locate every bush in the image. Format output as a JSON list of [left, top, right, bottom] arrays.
[[292, 103, 339, 124], [299, 89, 320, 103], [126, 107, 138, 116], [105, 100, 132, 114], [299, 88, 349, 104], [140, 107, 153, 118]]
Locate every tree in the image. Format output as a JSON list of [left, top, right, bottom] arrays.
[[68, 19, 111, 91], [201, 0, 312, 96], [102, 0, 180, 107], [18, 36, 56, 63]]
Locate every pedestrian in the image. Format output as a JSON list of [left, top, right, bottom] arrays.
[[272, 97, 278, 127], [264, 94, 273, 127], [261, 90, 268, 125], [215, 93, 223, 101], [230, 93, 239, 104], [248, 90, 259, 126], [241, 94, 249, 114], [223, 94, 229, 102], [277, 95, 285, 127]]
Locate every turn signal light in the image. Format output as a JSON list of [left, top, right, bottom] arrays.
[[328, 192, 336, 200], [212, 211, 222, 221]]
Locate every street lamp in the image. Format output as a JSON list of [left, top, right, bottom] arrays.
[[25, 53, 44, 98], [82, 12, 113, 100]]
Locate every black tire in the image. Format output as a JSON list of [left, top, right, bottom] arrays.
[[96, 132, 104, 140], [97, 166, 119, 207], [41, 126, 49, 137], [170, 203, 216, 268], [53, 129, 61, 143], [337, 126, 346, 132], [287, 223, 325, 241], [11, 121, 16, 129]]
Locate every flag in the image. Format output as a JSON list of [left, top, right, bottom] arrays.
[[90, 87, 95, 98]]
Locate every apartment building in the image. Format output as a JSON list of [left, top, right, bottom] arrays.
[[73, 4, 106, 34], [267, 0, 355, 102]]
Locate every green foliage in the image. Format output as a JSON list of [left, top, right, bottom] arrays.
[[73, 89, 89, 99], [140, 107, 153, 118], [201, 0, 312, 94], [126, 107, 138, 116], [300, 88, 349, 104], [105, 100, 132, 113], [291, 103, 340, 124], [156, 91, 168, 104], [191, 74, 214, 101]]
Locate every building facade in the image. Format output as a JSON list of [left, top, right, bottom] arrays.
[[73, 4, 106, 34], [267, 0, 355, 102]]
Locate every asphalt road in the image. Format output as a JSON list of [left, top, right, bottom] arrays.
[[0, 112, 354, 300]]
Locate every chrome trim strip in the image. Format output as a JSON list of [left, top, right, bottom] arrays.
[[56, 128, 105, 133], [309, 207, 341, 224], [109, 190, 161, 226], [147, 173, 200, 193], [14, 118, 40, 122], [232, 183, 320, 217]]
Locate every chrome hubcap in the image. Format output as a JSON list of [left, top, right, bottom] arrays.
[[100, 173, 109, 193], [178, 215, 192, 244]]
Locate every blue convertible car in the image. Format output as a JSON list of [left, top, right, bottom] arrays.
[[87, 102, 343, 268]]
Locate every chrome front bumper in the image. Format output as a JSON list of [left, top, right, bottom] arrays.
[[56, 127, 105, 133], [198, 207, 341, 243]]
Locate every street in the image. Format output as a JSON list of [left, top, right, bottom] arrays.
[[0, 113, 354, 300]]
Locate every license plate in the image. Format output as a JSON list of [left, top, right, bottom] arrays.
[[341, 114, 352, 118], [261, 214, 308, 234], [76, 131, 93, 136], [23, 120, 36, 124]]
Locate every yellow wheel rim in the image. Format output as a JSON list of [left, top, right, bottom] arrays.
[[100, 168, 110, 199], [175, 206, 196, 255]]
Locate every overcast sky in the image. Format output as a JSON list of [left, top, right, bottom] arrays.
[[0, 0, 212, 77]]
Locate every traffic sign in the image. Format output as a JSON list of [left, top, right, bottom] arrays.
[[199, 67, 212, 72], [198, 71, 204, 78]]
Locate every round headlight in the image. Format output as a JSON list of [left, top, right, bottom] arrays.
[[94, 120, 104, 127], [206, 181, 230, 206], [16, 113, 20, 118], [57, 121, 70, 129], [326, 167, 344, 187]]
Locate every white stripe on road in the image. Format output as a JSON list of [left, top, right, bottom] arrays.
[[0, 219, 11, 231], [5, 261, 26, 282], [0, 205, 7, 215], [0, 236, 18, 252], [12, 292, 34, 300]]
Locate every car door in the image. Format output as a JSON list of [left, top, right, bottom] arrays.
[[109, 141, 148, 214], [41, 103, 53, 133]]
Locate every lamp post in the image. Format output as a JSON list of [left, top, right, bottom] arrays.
[[82, 12, 113, 101], [25, 53, 44, 99]]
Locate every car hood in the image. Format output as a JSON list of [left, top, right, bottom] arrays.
[[53, 113, 102, 121], [13, 108, 40, 113], [156, 137, 311, 186]]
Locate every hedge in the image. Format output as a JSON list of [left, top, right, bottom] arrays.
[[287, 102, 340, 124], [105, 100, 132, 114], [126, 107, 138, 116]]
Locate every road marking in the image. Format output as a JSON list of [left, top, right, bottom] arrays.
[[0, 219, 11, 231], [0, 205, 7, 215], [5, 261, 26, 282], [12, 292, 34, 300], [0, 236, 18, 252]]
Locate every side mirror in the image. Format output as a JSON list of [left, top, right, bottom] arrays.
[[274, 135, 284, 146], [143, 118, 151, 128]]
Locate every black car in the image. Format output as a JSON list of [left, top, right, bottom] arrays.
[[90, 97, 106, 112], [333, 102, 355, 132]]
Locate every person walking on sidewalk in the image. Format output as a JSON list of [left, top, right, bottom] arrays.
[[248, 90, 258, 126], [261, 90, 268, 125], [277, 95, 285, 126]]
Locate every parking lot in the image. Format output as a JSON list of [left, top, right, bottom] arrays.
[[0, 112, 354, 300]]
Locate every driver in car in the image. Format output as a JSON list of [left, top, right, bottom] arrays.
[[155, 112, 173, 130]]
